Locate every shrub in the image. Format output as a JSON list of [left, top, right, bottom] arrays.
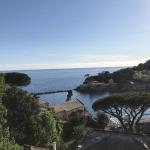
[[0, 138, 23, 150], [29, 111, 62, 147], [69, 110, 84, 126], [97, 113, 109, 129], [73, 125, 85, 139]]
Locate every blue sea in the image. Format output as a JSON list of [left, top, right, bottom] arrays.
[[18, 67, 121, 113]]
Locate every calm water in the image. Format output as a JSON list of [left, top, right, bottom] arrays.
[[18, 67, 121, 113]]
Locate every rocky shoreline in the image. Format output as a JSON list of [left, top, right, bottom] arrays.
[[76, 81, 150, 94]]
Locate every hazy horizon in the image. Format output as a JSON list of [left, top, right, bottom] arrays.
[[0, 0, 150, 70], [0, 66, 125, 72]]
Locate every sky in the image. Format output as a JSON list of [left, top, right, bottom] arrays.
[[0, 0, 150, 70]]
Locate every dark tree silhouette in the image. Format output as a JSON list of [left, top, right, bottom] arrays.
[[93, 92, 150, 133], [2, 87, 39, 144], [5, 72, 31, 86]]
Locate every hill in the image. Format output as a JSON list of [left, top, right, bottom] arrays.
[[84, 60, 150, 84], [76, 60, 150, 93]]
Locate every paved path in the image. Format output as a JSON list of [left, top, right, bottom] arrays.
[[86, 134, 147, 150]]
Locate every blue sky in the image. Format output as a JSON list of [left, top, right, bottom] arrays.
[[0, 0, 150, 70]]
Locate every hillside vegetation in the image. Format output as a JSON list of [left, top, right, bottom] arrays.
[[85, 60, 150, 84]]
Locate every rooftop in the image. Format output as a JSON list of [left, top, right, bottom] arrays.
[[51, 99, 84, 113]]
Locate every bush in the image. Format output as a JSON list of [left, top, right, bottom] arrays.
[[69, 110, 84, 126], [2, 87, 39, 144], [29, 111, 62, 147], [97, 113, 109, 129], [0, 138, 23, 150], [86, 116, 98, 128], [58, 139, 77, 150], [62, 122, 74, 142], [0, 75, 22, 149], [73, 125, 85, 139]]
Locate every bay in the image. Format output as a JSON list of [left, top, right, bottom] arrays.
[[18, 67, 122, 113]]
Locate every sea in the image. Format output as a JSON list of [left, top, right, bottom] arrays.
[[18, 67, 121, 114]]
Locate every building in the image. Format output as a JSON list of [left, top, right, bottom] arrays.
[[50, 99, 85, 120], [133, 70, 150, 82]]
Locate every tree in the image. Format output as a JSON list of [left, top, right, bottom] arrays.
[[29, 111, 62, 147], [112, 68, 134, 83], [133, 60, 150, 71], [0, 74, 22, 150], [69, 110, 84, 126], [85, 71, 111, 83], [0, 138, 23, 150], [97, 113, 109, 129], [0, 74, 8, 138], [2, 87, 39, 144], [84, 60, 150, 86], [5, 72, 31, 86], [73, 125, 85, 139], [62, 122, 74, 142], [92, 92, 150, 133]]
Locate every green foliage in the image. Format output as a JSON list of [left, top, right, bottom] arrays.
[[0, 138, 23, 150], [58, 139, 77, 150], [85, 116, 98, 128], [69, 110, 84, 126], [85, 71, 111, 83], [133, 60, 150, 71], [0, 74, 22, 149], [2, 87, 39, 144], [0, 74, 4, 100], [5, 72, 31, 86], [62, 122, 74, 142], [73, 125, 85, 139], [93, 92, 150, 109], [85, 60, 150, 84], [61, 111, 85, 149], [93, 92, 150, 133], [29, 111, 62, 147], [57, 141, 68, 150], [0, 104, 8, 138], [97, 113, 109, 129], [112, 68, 134, 83], [85, 60, 150, 85], [0, 74, 8, 138], [85, 68, 134, 84]]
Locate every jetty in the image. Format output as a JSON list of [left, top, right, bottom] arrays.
[[34, 89, 73, 96]]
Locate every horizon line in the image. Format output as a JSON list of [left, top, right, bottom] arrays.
[[0, 66, 130, 72]]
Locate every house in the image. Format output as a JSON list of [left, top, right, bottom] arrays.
[[133, 70, 150, 82], [50, 99, 85, 120]]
